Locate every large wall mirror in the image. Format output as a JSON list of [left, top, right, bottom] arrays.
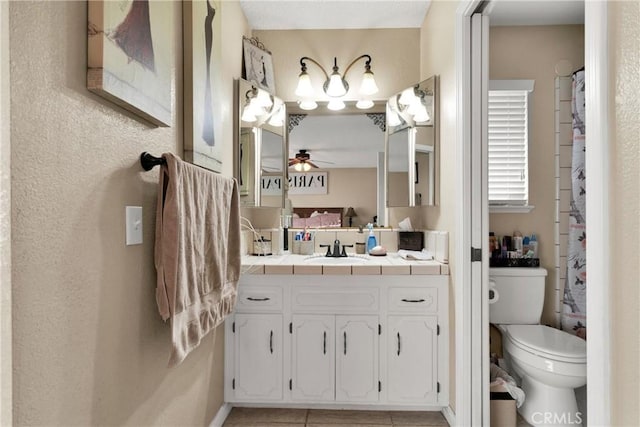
[[285, 103, 387, 227], [235, 78, 287, 208], [386, 75, 439, 207]]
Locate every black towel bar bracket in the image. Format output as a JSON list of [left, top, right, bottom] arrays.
[[140, 152, 166, 171]]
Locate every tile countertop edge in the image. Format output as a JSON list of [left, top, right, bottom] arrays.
[[241, 253, 448, 275]]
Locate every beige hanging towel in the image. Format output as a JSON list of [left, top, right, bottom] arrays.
[[154, 153, 241, 367]]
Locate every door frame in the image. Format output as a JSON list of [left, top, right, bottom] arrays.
[[454, 1, 611, 425]]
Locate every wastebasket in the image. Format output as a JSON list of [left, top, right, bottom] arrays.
[[490, 382, 516, 427]]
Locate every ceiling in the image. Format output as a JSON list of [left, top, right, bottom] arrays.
[[239, 0, 432, 30], [488, 0, 584, 26]]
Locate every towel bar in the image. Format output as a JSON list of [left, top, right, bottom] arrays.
[[140, 152, 166, 171]]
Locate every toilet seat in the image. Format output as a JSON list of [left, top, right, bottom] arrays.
[[503, 325, 586, 363]]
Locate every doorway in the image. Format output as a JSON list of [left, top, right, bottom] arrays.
[[455, 1, 610, 425]]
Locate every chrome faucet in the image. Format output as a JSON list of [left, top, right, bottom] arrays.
[[319, 239, 353, 257]]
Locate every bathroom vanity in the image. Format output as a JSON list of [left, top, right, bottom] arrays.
[[224, 254, 449, 410]]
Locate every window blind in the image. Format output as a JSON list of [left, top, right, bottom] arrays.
[[488, 90, 529, 205]]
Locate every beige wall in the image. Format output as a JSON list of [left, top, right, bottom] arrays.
[[254, 28, 420, 103], [10, 1, 249, 425], [419, 0, 459, 410], [488, 25, 584, 325], [609, 1, 640, 425]]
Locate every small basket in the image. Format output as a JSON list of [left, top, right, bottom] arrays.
[[293, 240, 314, 255]]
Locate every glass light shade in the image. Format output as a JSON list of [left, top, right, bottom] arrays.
[[241, 105, 257, 123], [293, 162, 311, 172], [412, 105, 430, 123], [356, 99, 374, 110], [326, 73, 347, 97], [302, 162, 312, 171], [294, 163, 302, 172], [299, 100, 318, 111], [359, 70, 379, 95], [295, 71, 315, 97], [387, 110, 402, 127], [398, 88, 416, 106], [249, 97, 266, 116], [255, 89, 273, 108], [406, 97, 424, 116], [327, 99, 346, 111], [268, 109, 284, 126]]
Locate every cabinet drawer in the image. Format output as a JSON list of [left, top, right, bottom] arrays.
[[388, 288, 438, 313], [236, 286, 283, 312], [292, 287, 379, 313]]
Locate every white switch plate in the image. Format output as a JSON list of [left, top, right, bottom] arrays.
[[125, 206, 143, 245]]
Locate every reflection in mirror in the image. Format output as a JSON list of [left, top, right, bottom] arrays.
[[286, 105, 387, 227], [386, 75, 439, 207], [235, 78, 286, 208]]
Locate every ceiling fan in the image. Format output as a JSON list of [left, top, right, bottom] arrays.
[[288, 149, 318, 171]]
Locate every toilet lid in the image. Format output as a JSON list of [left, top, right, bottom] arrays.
[[504, 325, 586, 363]]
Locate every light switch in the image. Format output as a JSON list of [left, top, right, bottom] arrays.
[[126, 206, 143, 245]]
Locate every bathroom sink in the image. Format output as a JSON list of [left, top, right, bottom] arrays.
[[304, 255, 370, 265]]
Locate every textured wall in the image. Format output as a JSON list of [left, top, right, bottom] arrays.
[[10, 1, 248, 425], [488, 25, 584, 325], [419, 0, 459, 410], [609, 1, 640, 425]]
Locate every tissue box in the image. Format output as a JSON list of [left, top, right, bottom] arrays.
[[398, 231, 424, 251]]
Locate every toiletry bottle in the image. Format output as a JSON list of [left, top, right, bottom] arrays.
[[489, 232, 497, 258], [366, 223, 377, 253], [529, 234, 538, 258], [513, 231, 523, 257]]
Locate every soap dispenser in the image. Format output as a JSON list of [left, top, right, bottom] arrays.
[[366, 223, 377, 253]]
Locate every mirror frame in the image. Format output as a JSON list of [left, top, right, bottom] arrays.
[[234, 78, 287, 208], [385, 75, 440, 207]]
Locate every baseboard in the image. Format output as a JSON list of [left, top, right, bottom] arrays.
[[442, 405, 455, 426], [209, 402, 232, 427]]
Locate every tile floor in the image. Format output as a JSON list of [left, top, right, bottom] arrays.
[[223, 408, 450, 427]]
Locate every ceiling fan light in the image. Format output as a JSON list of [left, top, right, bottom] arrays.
[[356, 99, 374, 110], [327, 99, 345, 111], [295, 71, 314, 97], [293, 162, 303, 172], [299, 100, 318, 111], [326, 73, 347, 97], [359, 70, 379, 95], [302, 162, 312, 172]]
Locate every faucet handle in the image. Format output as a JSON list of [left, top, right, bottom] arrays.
[[341, 244, 354, 257], [319, 244, 332, 257]]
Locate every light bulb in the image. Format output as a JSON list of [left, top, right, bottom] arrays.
[[327, 99, 345, 111], [298, 100, 318, 111], [326, 73, 347, 97], [356, 99, 374, 110], [295, 71, 314, 97], [359, 70, 379, 95]]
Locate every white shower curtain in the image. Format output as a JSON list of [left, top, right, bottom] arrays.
[[562, 68, 586, 339]]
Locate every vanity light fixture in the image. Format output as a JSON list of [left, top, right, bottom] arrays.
[[242, 86, 285, 126], [295, 54, 379, 111], [392, 85, 433, 125]]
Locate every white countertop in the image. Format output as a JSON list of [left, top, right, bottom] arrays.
[[241, 252, 449, 276]]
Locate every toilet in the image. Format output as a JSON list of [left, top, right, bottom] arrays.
[[489, 268, 586, 427]]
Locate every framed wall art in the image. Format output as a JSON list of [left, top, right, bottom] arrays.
[[183, 0, 223, 172], [87, 0, 173, 127], [242, 37, 276, 94]]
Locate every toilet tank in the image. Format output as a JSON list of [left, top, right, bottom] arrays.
[[489, 267, 547, 324]]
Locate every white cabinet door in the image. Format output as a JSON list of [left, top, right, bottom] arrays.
[[233, 314, 283, 401], [387, 316, 438, 403], [335, 315, 379, 402], [291, 315, 335, 401]]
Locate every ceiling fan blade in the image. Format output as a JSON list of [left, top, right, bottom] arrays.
[[288, 158, 300, 166], [307, 160, 319, 168]]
